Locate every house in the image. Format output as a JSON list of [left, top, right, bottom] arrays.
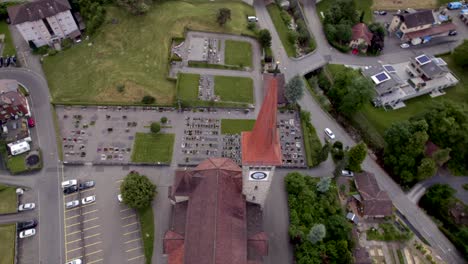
[[7, 0, 80, 48], [353, 172, 393, 218], [362, 53, 459, 109], [0, 79, 29, 123], [389, 10, 455, 43], [164, 158, 269, 264], [349, 23, 373, 52]]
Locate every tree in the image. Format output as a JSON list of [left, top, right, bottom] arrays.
[[335, 23, 352, 44], [284, 75, 305, 104], [150, 122, 161, 134], [317, 142, 332, 163], [326, 215, 352, 241], [316, 177, 332, 193], [120, 172, 157, 209], [338, 76, 374, 115], [160, 117, 168, 124], [432, 148, 451, 167], [258, 29, 272, 48], [116, 0, 152, 15], [452, 39, 468, 67], [216, 8, 231, 26], [308, 224, 326, 244], [417, 158, 437, 181], [142, 95, 156, 104], [347, 142, 367, 172], [78, 0, 106, 35]]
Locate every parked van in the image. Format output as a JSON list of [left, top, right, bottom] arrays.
[[448, 2, 463, 9], [247, 16, 258, 22]]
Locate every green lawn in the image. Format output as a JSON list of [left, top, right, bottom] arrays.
[[177, 73, 200, 101], [0, 224, 15, 264], [224, 40, 252, 67], [43, 1, 255, 105], [138, 206, 154, 264], [221, 119, 255, 134], [0, 185, 17, 214], [316, 0, 373, 23], [131, 133, 175, 163], [6, 154, 27, 175], [0, 21, 16, 56], [266, 4, 296, 57], [214, 76, 253, 103]]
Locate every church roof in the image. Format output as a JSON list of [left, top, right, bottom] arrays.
[[241, 77, 282, 166]]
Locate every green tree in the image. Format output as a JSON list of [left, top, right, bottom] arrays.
[[317, 142, 332, 163], [284, 75, 305, 104], [160, 117, 168, 124], [116, 0, 152, 15], [347, 142, 367, 172], [142, 95, 156, 104], [419, 184, 455, 219], [417, 158, 437, 181], [335, 23, 352, 44], [452, 39, 468, 67], [432, 148, 451, 167], [150, 122, 161, 134], [308, 224, 326, 244], [338, 77, 374, 115], [316, 177, 332, 193], [326, 215, 351, 241], [258, 29, 272, 48], [120, 172, 157, 209], [216, 8, 231, 26]]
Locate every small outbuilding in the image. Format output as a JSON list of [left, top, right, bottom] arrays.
[[7, 140, 30, 156]]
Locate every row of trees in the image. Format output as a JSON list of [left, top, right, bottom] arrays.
[[286, 172, 354, 263], [73, 0, 107, 35], [323, 0, 357, 49]]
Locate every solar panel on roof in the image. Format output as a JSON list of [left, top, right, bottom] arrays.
[[375, 72, 390, 82], [383, 65, 396, 73], [416, 55, 431, 65]]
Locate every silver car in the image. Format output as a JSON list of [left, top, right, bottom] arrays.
[[81, 195, 96, 205], [324, 128, 336, 140], [19, 228, 36, 238], [65, 200, 79, 209], [18, 203, 35, 211]]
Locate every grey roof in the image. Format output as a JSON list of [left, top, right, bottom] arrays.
[[7, 0, 71, 25], [362, 65, 403, 95], [411, 53, 448, 79], [399, 10, 435, 28]]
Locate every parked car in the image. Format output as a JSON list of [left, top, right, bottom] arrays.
[[78, 180, 95, 190], [65, 200, 79, 209], [63, 185, 78, 195], [66, 259, 82, 264], [81, 195, 96, 205], [341, 170, 355, 177], [449, 30, 457, 36], [324, 128, 336, 140], [117, 194, 123, 203], [27, 117, 35, 127], [17, 219, 38, 231], [373, 10, 387, 15], [61, 179, 77, 188], [19, 228, 36, 238], [18, 203, 35, 211], [400, 43, 410, 49]]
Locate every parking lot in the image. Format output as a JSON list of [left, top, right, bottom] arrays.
[[17, 188, 39, 264]]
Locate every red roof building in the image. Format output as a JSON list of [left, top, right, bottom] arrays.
[[0, 79, 29, 123], [351, 23, 373, 45], [354, 172, 393, 218], [241, 77, 282, 166], [165, 158, 268, 264]]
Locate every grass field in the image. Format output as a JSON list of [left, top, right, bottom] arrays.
[[224, 40, 252, 67], [131, 133, 174, 163], [6, 154, 27, 175], [0, 224, 15, 264], [0, 185, 17, 214], [43, 1, 255, 105], [221, 119, 255, 134], [0, 22, 16, 56], [138, 206, 154, 264], [214, 76, 253, 103], [317, 0, 373, 23], [266, 4, 296, 57], [177, 73, 200, 101]]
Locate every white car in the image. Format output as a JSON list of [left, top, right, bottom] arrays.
[[341, 170, 355, 177], [117, 194, 123, 203], [18, 203, 35, 211], [65, 200, 80, 209], [61, 179, 77, 188], [19, 228, 36, 238], [400, 43, 410, 49], [324, 128, 336, 140], [81, 195, 96, 205], [66, 259, 82, 264]]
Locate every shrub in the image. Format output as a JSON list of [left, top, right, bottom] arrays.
[[150, 122, 161, 134], [160, 117, 168, 124], [280, 10, 291, 24], [141, 95, 156, 104], [61, 38, 73, 50], [48, 49, 58, 56], [116, 84, 125, 93], [247, 21, 256, 31], [120, 172, 157, 209], [287, 30, 298, 44]]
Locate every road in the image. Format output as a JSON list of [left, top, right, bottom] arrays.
[[0, 68, 64, 264]]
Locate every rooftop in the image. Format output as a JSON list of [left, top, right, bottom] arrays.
[[398, 9, 435, 28], [351, 23, 373, 45], [7, 0, 71, 25], [362, 65, 404, 95], [354, 172, 393, 217], [404, 22, 456, 40]]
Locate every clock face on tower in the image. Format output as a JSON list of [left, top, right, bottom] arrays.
[[249, 171, 269, 181]]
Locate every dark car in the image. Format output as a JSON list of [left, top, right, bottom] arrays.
[[79, 180, 95, 190], [17, 219, 38, 231], [448, 30, 457, 36], [64, 185, 78, 195]]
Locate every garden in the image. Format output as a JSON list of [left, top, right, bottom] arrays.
[[220, 119, 255, 134], [6, 150, 42, 175], [299, 111, 324, 167], [131, 133, 174, 163], [43, 0, 255, 105], [0, 184, 17, 214], [224, 40, 253, 68], [0, 224, 15, 264]]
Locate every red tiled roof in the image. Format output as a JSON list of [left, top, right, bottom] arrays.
[[424, 141, 440, 157], [241, 77, 282, 166], [351, 23, 373, 45], [354, 172, 393, 217], [166, 158, 267, 264], [404, 23, 456, 39], [263, 73, 287, 105]]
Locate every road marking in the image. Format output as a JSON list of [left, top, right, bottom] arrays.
[[85, 241, 102, 248], [67, 230, 81, 236], [67, 246, 83, 253], [83, 217, 99, 223], [80, 187, 96, 193], [120, 208, 131, 212], [81, 203, 97, 209], [128, 255, 144, 261], [116, 179, 123, 183], [86, 249, 103, 256], [121, 214, 135, 220], [123, 230, 139, 236], [66, 238, 82, 244], [123, 222, 138, 227], [66, 206, 81, 212], [84, 233, 101, 240], [125, 238, 141, 244], [67, 256, 82, 262], [82, 209, 98, 215], [83, 225, 100, 231], [126, 246, 142, 252], [87, 258, 104, 264], [66, 214, 81, 220], [66, 222, 81, 228]]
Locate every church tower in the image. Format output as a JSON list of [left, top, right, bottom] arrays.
[[241, 74, 282, 208]]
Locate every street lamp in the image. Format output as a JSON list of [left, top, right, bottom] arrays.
[[274, 60, 280, 76]]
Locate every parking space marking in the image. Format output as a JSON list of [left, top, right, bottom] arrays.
[[66, 206, 81, 212], [66, 214, 81, 220], [66, 222, 81, 228], [67, 246, 83, 253], [126, 246, 142, 252], [86, 249, 103, 256], [121, 214, 135, 220], [120, 208, 131, 212], [128, 255, 144, 261], [80, 187, 96, 193], [124, 230, 140, 236], [125, 238, 141, 244], [85, 241, 102, 248], [67, 230, 82, 236], [116, 179, 123, 183], [67, 256, 82, 262], [81, 203, 97, 209], [123, 222, 138, 228], [83, 217, 99, 223], [87, 258, 104, 264], [82, 209, 99, 215], [84, 233, 101, 240], [66, 238, 82, 244], [83, 225, 100, 231]]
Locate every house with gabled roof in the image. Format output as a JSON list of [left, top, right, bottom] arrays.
[[353, 171, 393, 218]]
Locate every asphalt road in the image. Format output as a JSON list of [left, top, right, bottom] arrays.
[[0, 68, 64, 264]]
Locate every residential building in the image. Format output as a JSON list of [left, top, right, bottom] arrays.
[[349, 23, 373, 52], [389, 9, 455, 43], [7, 0, 80, 48], [362, 53, 459, 109], [353, 172, 393, 218], [164, 158, 268, 264], [0, 79, 29, 123]]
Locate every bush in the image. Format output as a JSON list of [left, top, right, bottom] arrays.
[[48, 49, 58, 56], [120, 172, 157, 209], [160, 117, 168, 124], [287, 30, 298, 44], [33, 46, 49, 55], [61, 38, 73, 50], [247, 21, 256, 31], [141, 95, 156, 104], [150, 122, 161, 134], [116, 84, 125, 93], [333, 141, 343, 150], [280, 10, 291, 24]]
